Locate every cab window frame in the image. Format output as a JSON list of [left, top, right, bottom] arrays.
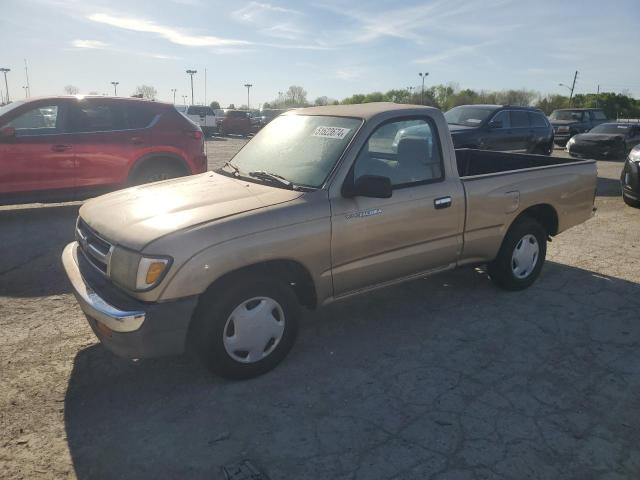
[[345, 115, 446, 192]]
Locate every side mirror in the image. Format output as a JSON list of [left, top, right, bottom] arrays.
[[488, 120, 502, 129], [0, 126, 16, 141], [344, 175, 392, 199]]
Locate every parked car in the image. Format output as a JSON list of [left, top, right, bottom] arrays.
[[621, 144, 640, 207], [62, 102, 596, 379], [181, 105, 218, 136], [218, 110, 253, 136], [444, 105, 554, 154], [254, 109, 287, 129], [0, 96, 207, 204], [548, 108, 608, 146], [567, 122, 640, 159]]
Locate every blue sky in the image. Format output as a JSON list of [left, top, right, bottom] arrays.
[[2, 0, 639, 106]]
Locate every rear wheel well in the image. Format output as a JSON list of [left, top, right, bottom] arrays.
[[128, 155, 190, 184], [198, 260, 317, 311], [513, 204, 559, 236]]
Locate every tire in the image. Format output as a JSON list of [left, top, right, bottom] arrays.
[[623, 194, 640, 208], [190, 275, 300, 379], [487, 217, 547, 291], [131, 159, 186, 186]]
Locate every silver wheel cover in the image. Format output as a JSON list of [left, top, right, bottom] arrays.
[[223, 296, 285, 363], [511, 234, 539, 279]]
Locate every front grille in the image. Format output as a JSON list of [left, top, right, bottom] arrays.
[[76, 218, 113, 275]]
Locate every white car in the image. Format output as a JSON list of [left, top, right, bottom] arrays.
[[176, 105, 218, 136]]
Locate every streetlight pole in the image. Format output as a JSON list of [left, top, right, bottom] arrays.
[[186, 69, 197, 105], [182, 95, 188, 105], [418, 72, 429, 105], [0, 68, 10, 103], [244, 83, 253, 110], [111, 81, 119, 96], [558, 70, 578, 106], [171, 88, 177, 104], [22, 86, 28, 98]]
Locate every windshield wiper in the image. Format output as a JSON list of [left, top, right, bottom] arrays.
[[248, 171, 293, 189], [223, 161, 240, 175]]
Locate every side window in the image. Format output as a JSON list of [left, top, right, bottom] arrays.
[[6, 105, 61, 136], [491, 110, 510, 128], [528, 112, 547, 128], [593, 110, 607, 121], [583, 111, 591, 121], [510, 110, 530, 128], [354, 118, 443, 188], [124, 105, 156, 129], [69, 102, 124, 133]]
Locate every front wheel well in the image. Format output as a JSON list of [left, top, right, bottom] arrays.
[[198, 260, 317, 311], [128, 154, 190, 184], [512, 204, 559, 236]]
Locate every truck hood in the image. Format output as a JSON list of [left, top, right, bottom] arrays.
[[573, 133, 624, 143], [79, 172, 303, 251]]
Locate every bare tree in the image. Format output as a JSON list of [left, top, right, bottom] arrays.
[[133, 85, 157, 100], [285, 85, 308, 106], [64, 85, 79, 95]]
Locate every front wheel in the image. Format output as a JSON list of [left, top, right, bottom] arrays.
[[190, 275, 300, 379], [488, 217, 547, 291]]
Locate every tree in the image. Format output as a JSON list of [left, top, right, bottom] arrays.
[[314, 96, 329, 106], [133, 85, 157, 100], [228, 104, 235, 109], [64, 85, 79, 95], [284, 85, 308, 107], [209, 101, 221, 109]]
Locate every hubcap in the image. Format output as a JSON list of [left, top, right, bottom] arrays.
[[223, 297, 285, 364], [511, 234, 539, 279]]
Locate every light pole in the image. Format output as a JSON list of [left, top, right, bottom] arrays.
[[111, 81, 119, 96], [171, 88, 177, 104], [418, 72, 429, 105], [23, 86, 28, 98], [0, 68, 10, 103], [244, 83, 253, 110], [186, 69, 197, 105], [182, 95, 188, 105]]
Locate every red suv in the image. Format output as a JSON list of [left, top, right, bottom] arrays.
[[218, 110, 253, 136], [0, 96, 207, 204]]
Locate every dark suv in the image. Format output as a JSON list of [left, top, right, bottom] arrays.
[[548, 108, 608, 146], [0, 96, 207, 204], [444, 105, 554, 155]]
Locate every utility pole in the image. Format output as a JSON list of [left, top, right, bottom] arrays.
[[111, 81, 119, 96], [569, 70, 578, 105], [22, 86, 28, 98], [244, 83, 253, 110], [418, 72, 429, 105], [186, 69, 197, 105], [596, 84, 600, 108], [171, 88, 177, 104], [24, 59, 30, 98], [204, 68, 207, 106], [0, 68, 10, 103]]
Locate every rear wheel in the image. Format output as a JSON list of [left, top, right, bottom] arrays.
[[190, 275, 300, 379], [488, 217, 547, 291], [130, 159, 186, 186]]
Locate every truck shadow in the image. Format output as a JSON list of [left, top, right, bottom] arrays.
[[596, 176, 622, 197], [0, 204, 79, 297], [63, 261, 640, 480]]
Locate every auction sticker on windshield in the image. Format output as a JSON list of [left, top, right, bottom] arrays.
[[312, 126, 351, 139]]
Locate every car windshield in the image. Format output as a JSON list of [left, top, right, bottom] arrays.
[[0, 100, 26, 118], [549, 110, 583, 121], [444, 106, 494, 126], [590, 123, 630, 134], [224, 114, 361, 188]]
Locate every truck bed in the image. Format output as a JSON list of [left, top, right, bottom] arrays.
[[455, 149, 585, 178]]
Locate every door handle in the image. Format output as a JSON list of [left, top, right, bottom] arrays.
[[51, 144, 72, 152], [434, 196, 452, 209]]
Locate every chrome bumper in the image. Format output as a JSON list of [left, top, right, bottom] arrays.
[[62, 242, 145, 332]]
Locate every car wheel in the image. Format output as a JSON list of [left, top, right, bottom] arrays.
[[487, 217, 547, 291], [131, 160, 186, 186], [190, 275, 300, 379], [623, 194, 640, 208]]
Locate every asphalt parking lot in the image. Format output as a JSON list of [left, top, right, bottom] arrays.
[[1, 139, 639, 479]]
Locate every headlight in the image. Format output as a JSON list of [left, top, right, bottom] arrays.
[[110, 247, 171, 291], [567, 137, 576, 146], [629, 147, 640, 163]]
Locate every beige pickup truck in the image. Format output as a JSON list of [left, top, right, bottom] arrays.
[[62, 103, 597, 378]]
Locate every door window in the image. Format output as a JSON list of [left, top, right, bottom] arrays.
[[353, 118, 443, 187], [528, 112, 548, 128], [491, 110, 510, 129], [69, 102, 125, 133], [510, 110, 530, 128], [6, 105, 61, 136], [124, 104, 156, 129]]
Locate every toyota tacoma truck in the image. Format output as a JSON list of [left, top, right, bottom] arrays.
[[62, 103, 597, 379]]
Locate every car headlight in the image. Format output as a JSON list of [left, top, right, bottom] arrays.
[[629, 147, 640, 163], [110, 247, 171, 291], [567, 137, 576, 146]]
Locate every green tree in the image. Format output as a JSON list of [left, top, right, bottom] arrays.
[[209, 101, 221, 109]]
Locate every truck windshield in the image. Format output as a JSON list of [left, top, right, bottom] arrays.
[[549, 110, 583, 121], [226, 114, 361, 188], [444, 106, 493, 127]]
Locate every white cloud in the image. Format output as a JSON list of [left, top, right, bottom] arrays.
[[334, 67, 361, 81], [231, 2, 301, 22], [413, 41, 496, 65], [88, 13, 250, 47], [72, 39, 109, 49]]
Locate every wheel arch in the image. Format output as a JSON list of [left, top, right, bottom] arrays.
[[128, 152, 191, 184], [510, 203, 559, 237]]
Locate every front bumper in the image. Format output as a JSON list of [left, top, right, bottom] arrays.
[[62, 242, 197, 359]]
